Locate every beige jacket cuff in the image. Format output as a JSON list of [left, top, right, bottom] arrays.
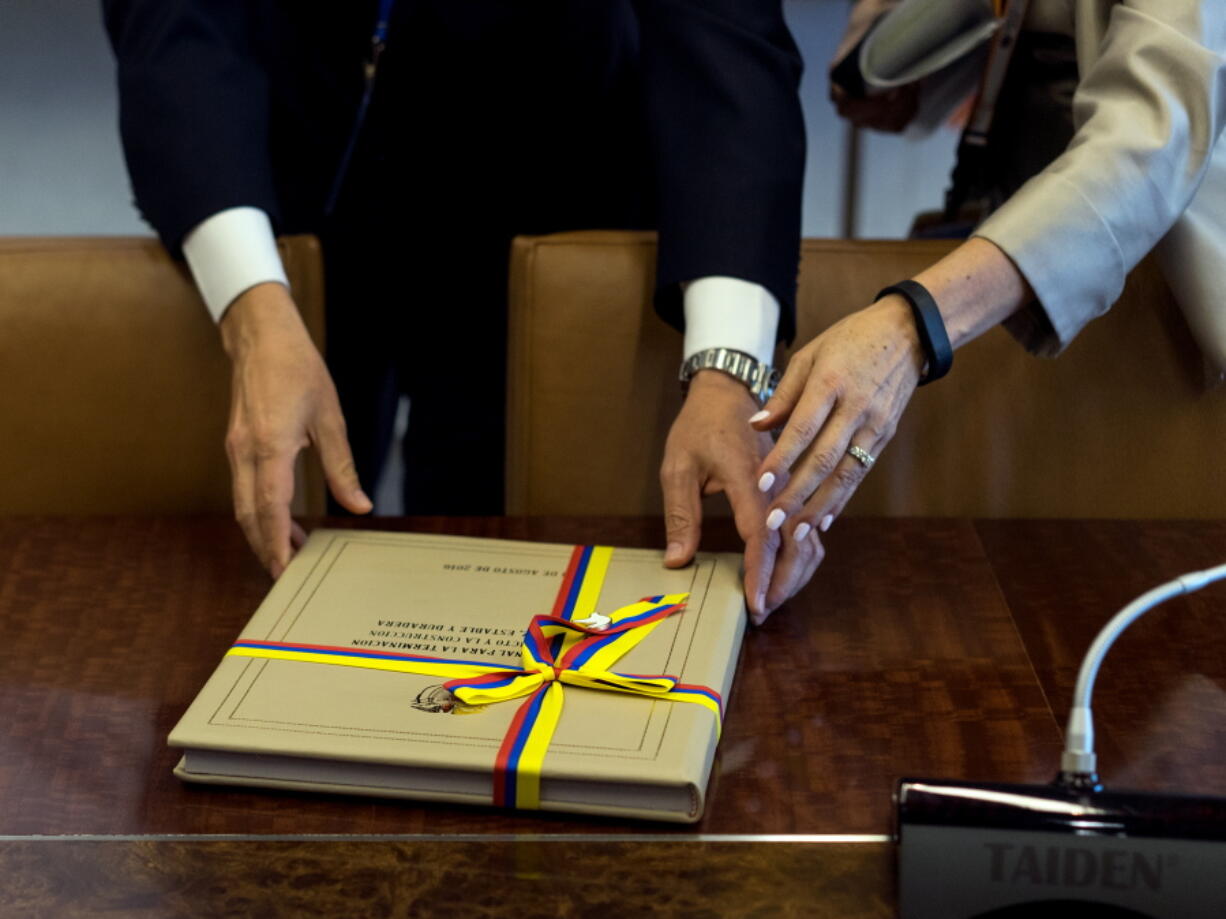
[[975, 172, 1126, 358]]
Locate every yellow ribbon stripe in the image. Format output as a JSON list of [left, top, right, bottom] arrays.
[[225, 645, 501, 681], [513, 681, 564, 810], [571, 545, 612, 619]]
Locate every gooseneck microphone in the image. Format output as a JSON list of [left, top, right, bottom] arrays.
[[1059, 562, 1226, 789], [896, 562, 1226, 919]]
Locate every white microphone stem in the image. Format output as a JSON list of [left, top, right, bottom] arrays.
[[1061, 562, 1226, 780]]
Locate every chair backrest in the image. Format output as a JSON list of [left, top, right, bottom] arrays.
[[506, 231, 1226, 517], [0, 235, 326, 514]]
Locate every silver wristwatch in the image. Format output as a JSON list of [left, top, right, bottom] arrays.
[[679, 348, 780, 406]]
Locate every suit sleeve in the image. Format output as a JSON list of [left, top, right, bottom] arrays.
[[974, 0, 1226, 356], [634, 0, 806, 344], [103, 0, 280, 252]]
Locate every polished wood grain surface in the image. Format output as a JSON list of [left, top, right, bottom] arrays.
[[4, 516, 1225, 917], [0, 516, 1071, 836], [0, 839, 892, 919], [975, 519, 1226, 794]]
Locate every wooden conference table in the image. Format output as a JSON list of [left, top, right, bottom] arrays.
[[2, 516, 1224, 917]]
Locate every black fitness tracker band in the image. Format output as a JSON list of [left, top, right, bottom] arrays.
[[877, 280, 953, 385]]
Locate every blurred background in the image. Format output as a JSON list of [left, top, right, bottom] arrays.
[[0, 0, 960, 240]]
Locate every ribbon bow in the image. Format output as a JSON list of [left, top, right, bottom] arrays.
[[226, 591, 722, 810], [443, 592, 722, 808]]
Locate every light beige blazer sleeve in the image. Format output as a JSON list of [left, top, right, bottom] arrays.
[[975, 0, 1226, 359]]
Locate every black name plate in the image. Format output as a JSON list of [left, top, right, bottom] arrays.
[[896, 779, 1226, 918]]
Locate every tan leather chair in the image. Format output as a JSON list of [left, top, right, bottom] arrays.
[[0, 235, 326, 514], [507, 231, 1226, 518]]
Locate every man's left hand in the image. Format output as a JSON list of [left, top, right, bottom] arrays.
[[660, 370, 824, 623]]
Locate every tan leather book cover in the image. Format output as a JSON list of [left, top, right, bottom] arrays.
[[170, 529, 746, 822]]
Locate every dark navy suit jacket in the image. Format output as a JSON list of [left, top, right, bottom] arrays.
[[102, 0, 807, 340]]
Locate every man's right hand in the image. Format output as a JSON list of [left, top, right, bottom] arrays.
[[219, 282, 372, 577]]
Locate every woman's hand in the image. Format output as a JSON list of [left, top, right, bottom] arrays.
[[745, 238, 1033, 621], [750, 294, 925, 553]]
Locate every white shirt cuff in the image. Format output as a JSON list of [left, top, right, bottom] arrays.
[[682, 276, 780, 367], [182, 206, 289, 323]]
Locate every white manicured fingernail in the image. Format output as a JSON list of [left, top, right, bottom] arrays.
[[766, 508, 786, 530], [820, 514, 834, 533], [793, 522, 811, 541], [749, 410, 771, 424], [757, 471, 775, 493]]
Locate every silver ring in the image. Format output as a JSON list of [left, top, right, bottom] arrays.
[[848, 445, 876, 469]]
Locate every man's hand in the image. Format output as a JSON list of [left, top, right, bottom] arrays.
[[219, 282, 372, 577], [660, 370, 825, 624]]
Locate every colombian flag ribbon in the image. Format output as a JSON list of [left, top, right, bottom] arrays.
[[225, 545, 723, 811]]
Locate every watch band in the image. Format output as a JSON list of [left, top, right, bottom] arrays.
[[679, 348, 780, 405], [877, 280, 953, 385]]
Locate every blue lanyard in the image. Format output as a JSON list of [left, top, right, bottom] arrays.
[[370, 0, 395, 70], [325, 0, 398, 215]]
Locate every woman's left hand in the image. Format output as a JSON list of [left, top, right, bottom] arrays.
[[751, 293, 926, 552]]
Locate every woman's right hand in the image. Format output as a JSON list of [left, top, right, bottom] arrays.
[[749, 294, 926, 578]]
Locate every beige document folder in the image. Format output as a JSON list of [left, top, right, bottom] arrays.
[[171, 529, 746, 822]]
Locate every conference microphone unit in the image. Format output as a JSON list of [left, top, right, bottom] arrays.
[[896, 562, 1226, 918]]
